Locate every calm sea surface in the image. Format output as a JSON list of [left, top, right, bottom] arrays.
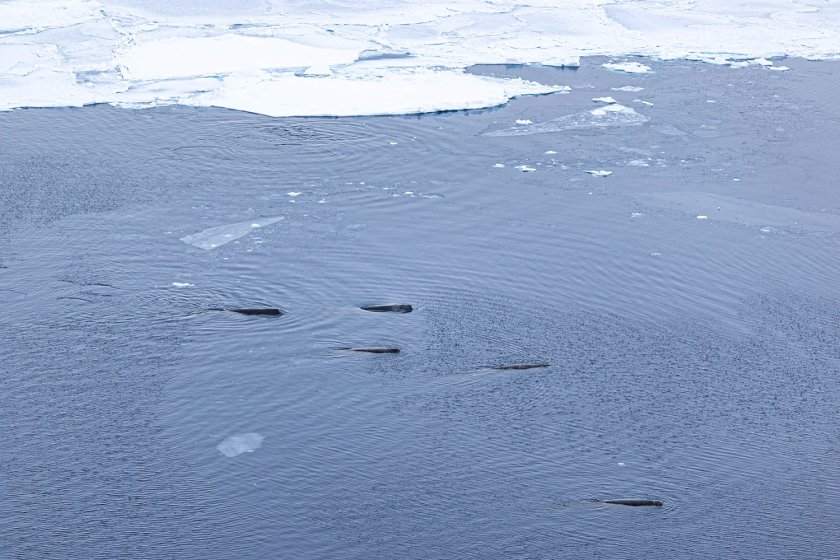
[[2, 59, 839, 559]]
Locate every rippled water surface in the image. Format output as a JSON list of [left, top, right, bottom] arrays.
[[2, 59, 840, 559]]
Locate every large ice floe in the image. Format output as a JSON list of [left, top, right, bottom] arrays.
[[1, 0, 839, 116]]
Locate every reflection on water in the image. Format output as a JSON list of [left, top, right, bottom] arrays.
[[2, 59, 840, 559]]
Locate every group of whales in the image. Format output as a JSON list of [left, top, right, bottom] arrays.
[[217, 302, 663, 507]]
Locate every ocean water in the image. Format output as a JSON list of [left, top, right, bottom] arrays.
[[2, 58, 840, 558]]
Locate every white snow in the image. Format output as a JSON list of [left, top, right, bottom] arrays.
[[0, 0, 836, 116]]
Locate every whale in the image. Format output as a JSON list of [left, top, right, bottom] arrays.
[[493, 363, 549, 370], [601, 499, 663, 507], [360, 304, 413, 313], [206, 307, 283, 316]]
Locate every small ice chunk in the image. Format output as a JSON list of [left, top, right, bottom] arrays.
[[635, 99, 654, 106], [593, 96, 617, 103], [516, 165, 536, 172], [318, 199, 326, 204], [612, 86, 644, 92], [404, 191, 414, 195], [631, 212, 644, 218], [493, 163, 505, 168], [515, 119, 533, 125], [618, 462, 625, 466], [760, 226, 777, 233], [586, 170, 612, 177], [287, 192, 302, 197], [768, 66, 789, 72], [603, 62, 651, 74], [627, 159, 649, 167], [650, 251, 662, 257], [706, 99, 717, 103], [217, 433, 264, 457], [696, 215, 709, 220], [389, 141, 398, 145], [733, 178, 741, 182], [172, 282, 194, 288], [590, 103, 636, 116], [545, 150, 557, 155]]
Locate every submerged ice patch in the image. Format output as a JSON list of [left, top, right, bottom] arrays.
[[217, 433, 264, 457], [181, 216, 284, 250]]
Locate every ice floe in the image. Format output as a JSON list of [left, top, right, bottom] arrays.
[[217, 433, 264, 458], [603, 62, 652, 74], [612, 86, 645, 92], [593, 96, 618, 103], [586, 170, 613, 177], [515, 165, 537, 172], [181, 216, 284, 250], [0, 0, 836, 116]]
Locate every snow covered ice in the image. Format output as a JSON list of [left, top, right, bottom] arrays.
[[1, 0, 840, 116]]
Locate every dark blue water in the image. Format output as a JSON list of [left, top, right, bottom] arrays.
[[2, 58, 839, 559]]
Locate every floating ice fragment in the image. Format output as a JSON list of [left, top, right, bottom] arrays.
[[590, 103, 636, 116], [612, 86, 644, 92], [515, 119, 533, 125], [287, 192, 302, 197], [172, 282, 194, 288], [404, 191, 414, 195], [586, 170, 612, 177], [768, 66, 789, 72], [516, 165, 537, 172], [217, 433, 264, 457], [627, 159, 650, 167], [593, 96, 617, 103], [181, 216, 284, 250], [484, 104, 647, 137], [318, 199, 326, 204], [706, 99, 717, 103], [631, 212, 644, 218], [603, 62, 651, 74], [545, 150, 557, 155], [733, 178, 741, 182], [635, 99, 654, 106], [650, 252, 662, 257], [494, 163, 505, 168], [388, 141, 398, 145], [760, 226, 777, 233], [696, 215, 709, 220]]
